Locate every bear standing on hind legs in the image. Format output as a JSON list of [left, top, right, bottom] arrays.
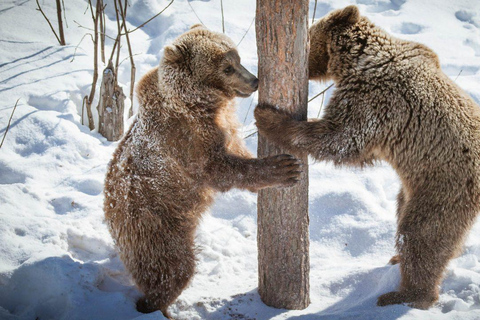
[[104, 25, 301, 318], [254, 5, 480, 310]]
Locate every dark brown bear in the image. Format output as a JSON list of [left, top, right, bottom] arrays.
[[104, 25, 301, 318], [254, 5, 480, 310]]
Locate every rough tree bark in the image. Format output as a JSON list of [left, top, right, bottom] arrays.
[[97, 61, 125, 141], [256, 0, 310, 310]]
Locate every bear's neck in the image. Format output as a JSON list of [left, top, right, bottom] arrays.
[[158, 65, 227, 112], [136, 66, 231, 123]]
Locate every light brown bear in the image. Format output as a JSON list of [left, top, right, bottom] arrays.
[[104, 25, 301, 318], [254, 5, 480, 310]]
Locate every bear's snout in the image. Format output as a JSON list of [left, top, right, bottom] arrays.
[[251, 78, 259, 91]]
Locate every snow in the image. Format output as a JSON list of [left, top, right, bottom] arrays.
[[1, 0, 480, 319]]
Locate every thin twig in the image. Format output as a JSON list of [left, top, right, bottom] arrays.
[[220, 0, 225, 33], [82, 96, 86, 125], [109, 35, 120, 64], [99, 0, 105, 63], [113, 0, 122, 79], [243, 92, 256, 125], [308, 83, 334, 103], [73, 20, 116, 41], [121, 0, 175, 35], [244, 130, 258, 139], [316, 88, 325, 118], [118, 0, 136, 117], [88, 0, 95, 21], [118, 53, 141, 67], [62, 0, 68, 28], [85, 0, 101, 130], [0, 99, 20, 149], [454, 69, 463, 82], [312, 0, 318, 24], [36, 0, 62, 45], [187, 0, 205, 26], [70, 33, 94, 62], [237, 16, 255, 47]]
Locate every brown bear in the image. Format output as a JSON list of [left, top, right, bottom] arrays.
[[254, 5, 480, 310], [104, 25, 301, 318]]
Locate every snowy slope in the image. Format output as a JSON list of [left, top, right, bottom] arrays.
[[1, 0, 480, 319]]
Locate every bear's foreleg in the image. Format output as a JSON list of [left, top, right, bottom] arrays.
[[254, 103, 369, 166], [205, 153, 302, 192]]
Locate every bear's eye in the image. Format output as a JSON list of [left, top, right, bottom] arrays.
[[224, 66, 234, 75]]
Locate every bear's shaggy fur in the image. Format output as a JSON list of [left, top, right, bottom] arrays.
[[254, 6, 480, 309], [104, 26, 301, 317]]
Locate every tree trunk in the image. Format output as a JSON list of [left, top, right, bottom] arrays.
[[97, 62, 125, 141], [256, 0, 310, 310]]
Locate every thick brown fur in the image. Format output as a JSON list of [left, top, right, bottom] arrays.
[[254, 5, 480, 310], [104, 27, 301, 318]]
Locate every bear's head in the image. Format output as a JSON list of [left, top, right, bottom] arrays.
[[161, 25, 258, 100], [308, 5, 360, 81]]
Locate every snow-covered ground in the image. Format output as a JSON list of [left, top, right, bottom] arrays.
[[1, 0, 480, 319]]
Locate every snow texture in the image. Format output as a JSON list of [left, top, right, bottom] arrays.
[[1, 0, 480, 319]]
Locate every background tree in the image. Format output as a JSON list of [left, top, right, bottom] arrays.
[[255, 0, 310, 310]]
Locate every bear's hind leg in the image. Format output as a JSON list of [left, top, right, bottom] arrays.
[[378, 196, 474, 309], [123, 215, 197, 318], [389, 187, 407, 265]]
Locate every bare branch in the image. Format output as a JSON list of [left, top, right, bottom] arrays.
[[73, 20, 116, 41], [85, 0, 102, 131], [220, 0, 225, 33], [454, 69, 463, 82], [113, 0, 122, 79], [56, 0, 66, 45], [118, 0, 136, 117], [237, 16, 255, 46], [99, 0, 106, 63], [308, 83, 334, 103], [88, 0, 95, 21], [82, 96, 86, 125], [244, 130, 257, 139], [316, 88, 326, 118], [312, 0, 318, 24], [243, 92, 256, 125], [70, 33, 94, 62], [187, 0, 205, 26], [121, 0, 175, 35], [118, 53, 141, 67], [36, 0, 63, 45], [62, 0, 68, 28], [0, 99, 20, 149]]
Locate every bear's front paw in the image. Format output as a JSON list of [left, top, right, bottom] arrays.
[[377, 290, 437, 310], [137, 297, 156, 314], [254, 104, 293, 136], [262, 154, 302, 187]]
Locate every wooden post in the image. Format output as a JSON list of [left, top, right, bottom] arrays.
[[256, 0, 310, 310]]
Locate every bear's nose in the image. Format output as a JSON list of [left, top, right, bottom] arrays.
[[251, 78, 259, 90]]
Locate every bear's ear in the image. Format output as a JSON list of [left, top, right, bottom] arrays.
[[190, 24, 205, 30], [164, 45, 184, 64], [328, 5, 360, 28]]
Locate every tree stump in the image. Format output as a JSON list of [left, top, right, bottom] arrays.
[[97, 62, 125, 141]]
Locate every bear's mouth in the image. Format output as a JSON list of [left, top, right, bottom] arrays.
[[235, 90, 253, 98]]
